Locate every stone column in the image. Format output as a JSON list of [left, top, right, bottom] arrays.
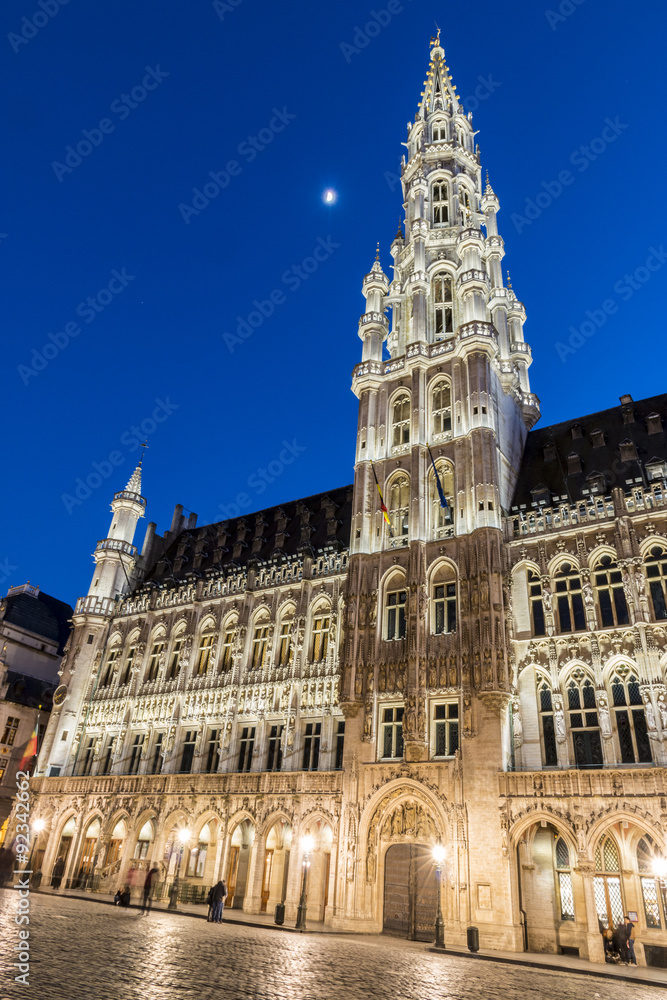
[[578, 864, 605, 963]]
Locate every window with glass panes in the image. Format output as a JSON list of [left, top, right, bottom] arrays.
[[594, 556, 629, 627], [251, 624, 269, 668], [433, 703, 459, 757], [151, 733, 164, 774], [555, 837, 575, 920], [647, 546, 667, 620], [266, 724, 283, 772], [179, 731, 196, 773], [537, 680, 558, 766], [431, 464, 454, 537], [432, 122, 447, 142], [432, 180, 449, 224], [593, 836, 625, 929], [392, 395, 410, 447], [389, 477, 410, 538], [220, 628, 235, 671], [433, 275, 453, 337], [555, 563, 586, 632], [128, 734, 144, 775], [121, 645, 136, 685], [145, 642, 164, 682], [386, 589, 407, 640], [237, 726, 255, 772], [79, 737, 95, 775], [638, 836, 663, 928], [277, 620, 292, 666], [432, 382, 452, 436], [610, 668, 652, 764], [567, 672, 603, 768], [433, 583, 456, 633], [381, 706, 404, 759], [167, 638, 183, 680], [1, 716, 19, 745], [302, 722, 321, 770], [204, 728, 220, 773], [311, 614, 330, 662], [195, 635, 215, 675], [335, 720, 345, 770], [529, 572, 546, 636], [101, 649, 120, 687], [99, 739, 113, 775]]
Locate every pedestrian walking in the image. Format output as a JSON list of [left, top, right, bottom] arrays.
[[141, 867, 159, 914], [624, 915, 637, 966], [51, 856, 65, 890], [210, 880, 227, 923]]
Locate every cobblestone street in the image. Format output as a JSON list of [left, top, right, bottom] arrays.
[[1, 890, 665, 1000]]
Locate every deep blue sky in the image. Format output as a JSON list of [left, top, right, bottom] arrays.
[[3, 0, 666, 606]]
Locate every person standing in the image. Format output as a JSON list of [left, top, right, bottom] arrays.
[[612, 920, 629, 964], [51, 856, 65, 890], [210, 880, 227, 923], [141, 867, 159, 914], [624, 915, 637, 966]]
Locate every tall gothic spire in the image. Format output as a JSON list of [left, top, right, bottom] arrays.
[[125, 460, 143, 496]]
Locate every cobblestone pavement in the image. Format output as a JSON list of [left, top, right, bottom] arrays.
[[1, 890, 665, 1000]]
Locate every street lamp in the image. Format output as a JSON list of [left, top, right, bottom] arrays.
[[295, 833, 314, 931], [432, 843, 446, 949], [653, 856, 667, 924], [27, 818, 46, 874], [168, 827, 191, 910]]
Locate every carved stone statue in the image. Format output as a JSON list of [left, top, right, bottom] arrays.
[[597, 695, 612, 739], [553, 695, 566, 742], [582, 581, 595, 608], [643, 692, 657, 732], [658, 694, 667, 733], [541, 584, 553, 614], [512, 700, 523, 747]]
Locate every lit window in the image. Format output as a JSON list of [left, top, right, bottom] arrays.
[[593, 835, 624, 930], [277, 620, 292, 666], [555, 838, 575, 920], [101, 649, 120, 687], [388, 476, 410, 538], [433, 702, 459, 757], [251, 624, 269, 669], [638, 836, 662, 928], [386, 589, 407, 640], [1, 717, 19, 746], [392, 394, 410, 447], [381, 706, 404, 759], [145, 642, 164, 683], [311, 614, 330, 662], [432, 382, 452, 435], [220, 628, 235, 672], [433, 275, 453, 338], [195, 634, 215, 676], [167, 638, 183, 680], [432, 180, 449, 224]]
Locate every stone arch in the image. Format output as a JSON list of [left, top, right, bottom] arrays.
[[225, 812, 256, 910], [257, 812, 294, 915]]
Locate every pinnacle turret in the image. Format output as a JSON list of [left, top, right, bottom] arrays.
[[124, 461, 143, 496]]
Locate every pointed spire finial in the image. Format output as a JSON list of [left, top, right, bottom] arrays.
[[375, 242, 380, 262], [507, 270, 513, 290]]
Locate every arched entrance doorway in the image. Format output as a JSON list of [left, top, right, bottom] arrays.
[[261, 819, 291, 913], [383, 843, 438, 941], [517, 821, 580, 955], [227, 819, 254, 909], [52, 816, 76, 886], [300, 819, 333, 922], [76, 818, 101, 887]]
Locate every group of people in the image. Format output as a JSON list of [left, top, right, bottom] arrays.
[[206, 880, 228, 922], [602, 915, 637, 965]]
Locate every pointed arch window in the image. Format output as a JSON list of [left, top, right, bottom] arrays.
[[432, 121, 447, 142], [638, 835, 663, 928], [392, 394, 410, 448], [594, 555, 629, 627], [567, 670, 602, 768], [459, 186, 471, 223], [555, 563, 586, 633], [647, 545, 667, 620], [277, 616, 293, 667], [388, 475, 410, 539], [593, 835, 624, 929], [220, 624, 236, 672], [537, 679, 558, 766], [145, 641, 164, 683], [311, 611, 331, 662], [251, 619, 270, 669], [385, 587, 407, 640], [195, 633, 215, 676], [555, 838, 575, 920], [101, 648, 120, 688], [431, 381, 452, 437], [610, 666, 652, 764], [432, 180, 449, 224], [528, 572, 546, 636], [433, 275, 453, 338], [430, 462, 454, 539], [167, 636, 183, 680]]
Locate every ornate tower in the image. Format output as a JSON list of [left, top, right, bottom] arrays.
[[341, 34, 540, 763]]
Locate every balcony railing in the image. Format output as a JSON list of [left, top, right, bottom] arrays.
[[506, 497, 614, 539], [74, 595, 116, 617]]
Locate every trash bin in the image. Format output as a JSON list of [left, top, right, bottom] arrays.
[[274, 902, 285, 925], [467, 926, 479, 953]]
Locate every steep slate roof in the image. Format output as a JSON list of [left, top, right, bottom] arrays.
[[1, 591, 73, 654], [146, 485, 354, 585], [2, 669, 56, 709], [512, 393, 667, 509]]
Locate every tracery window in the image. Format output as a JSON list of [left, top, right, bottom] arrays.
[[251, 621, 269, 669], [638, 835, 663, 928], [528, 572, 546, 636], [432, 180, 449, 224], [145, 642, 164, 683], [647, 546, 667, 620], [537, 679, 558, 766], [555, 838, 575, 920], [459, 186, 471, 223], [220, 626, 235, 672], [432, 122, 447, 142], [311, 613, 331, 662], [167, 637, 183, 680], [195, 634, 215, 676], [433, 275, 453, 338], [594, 555, 629, 627], [120, 644, 137, 686], [431, 382, 452, 436], [392, 394, 410, 447], [101, 649, 120, 687], [593, 835, 624, 929], [277, 619, 292, 666], [389, 476, 410, 539], [567, 671, 602, 768], [610, 666, 652, 764], [555, 563, 586, 633]]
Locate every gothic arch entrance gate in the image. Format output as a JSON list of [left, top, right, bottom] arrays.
[[383, 843, 438, 941]]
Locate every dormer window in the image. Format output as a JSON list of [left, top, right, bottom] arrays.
[[432, 181, 449, 225], [590, 429, 605, 448], [647, 459, 667, 482], [619, 439, 638, 462], [570, 423, 582, 440], [543, 444, 557, 463], [530, 484, 551, 507], [566, 452, 582, 475], [586, 471, 606, 495], [647, 412, 663, 435]]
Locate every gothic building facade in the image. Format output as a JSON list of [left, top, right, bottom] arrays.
[[16, 37, 667, 965]]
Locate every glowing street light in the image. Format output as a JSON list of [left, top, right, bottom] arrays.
[[168, 827, 192, 910], [27, 817, 46, 873], [432, 843, 446, 949], [653, 856, 667, 921], [322, 188, 337, 205], [295, 833, 315, 930]]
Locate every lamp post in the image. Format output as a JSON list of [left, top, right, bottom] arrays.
[[295, 833, 314, 931], [653, 856, 667, 926], [432, 843, 446, 949], [168, 827, 191, 910], [27, 818, 45, 877]]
